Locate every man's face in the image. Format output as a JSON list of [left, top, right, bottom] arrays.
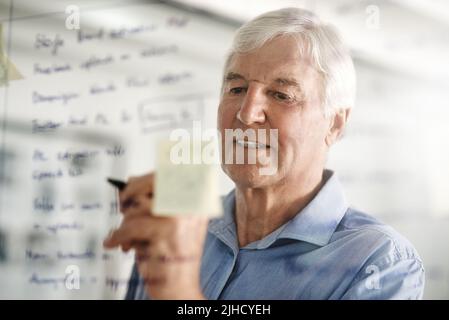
[[218, 35, 333, 189]]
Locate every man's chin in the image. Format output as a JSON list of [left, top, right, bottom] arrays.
[[222, 164, 274, 188]]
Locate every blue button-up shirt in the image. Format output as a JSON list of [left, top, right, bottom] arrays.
[[126, 170, 425, 299]]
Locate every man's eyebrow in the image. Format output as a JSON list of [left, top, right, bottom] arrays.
[[274, 77, 302, 88], [225, 72, 245, 81], [224, 73, 302, 90]]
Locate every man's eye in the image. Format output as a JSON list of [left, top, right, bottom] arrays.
[[272, 91, 291, 101], [229, 87, 246, 95]]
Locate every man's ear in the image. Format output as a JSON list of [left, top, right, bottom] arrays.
[[325, 108, 351, 147]]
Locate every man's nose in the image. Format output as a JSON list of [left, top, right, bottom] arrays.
[[237, 86, 266, 125]]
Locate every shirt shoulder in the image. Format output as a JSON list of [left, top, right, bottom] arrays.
[[335, 207, 422, 262], [331, 208, 425, 299]]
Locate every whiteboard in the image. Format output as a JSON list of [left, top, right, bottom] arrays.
[[0, 0, 235, 299]]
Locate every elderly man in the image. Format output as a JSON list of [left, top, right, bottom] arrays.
[[104, 8, 424, 299]]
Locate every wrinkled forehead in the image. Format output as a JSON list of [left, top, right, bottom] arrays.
[[225, 35, 318, 84]]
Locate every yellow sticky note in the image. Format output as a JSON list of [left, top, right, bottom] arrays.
[[0, 23, 23, 86], [153, 139, 223, 217]]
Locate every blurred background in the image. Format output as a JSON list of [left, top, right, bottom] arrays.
[[0, 0, 448, 299]]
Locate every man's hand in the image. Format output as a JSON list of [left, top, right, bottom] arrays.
[[103, 173, 208, 299]]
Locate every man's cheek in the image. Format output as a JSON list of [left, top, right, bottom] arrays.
[[222, 116, 238, 135], [217, 105, 231, 128]]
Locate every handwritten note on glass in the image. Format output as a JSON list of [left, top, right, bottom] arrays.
[[0, 0, 234, 299]]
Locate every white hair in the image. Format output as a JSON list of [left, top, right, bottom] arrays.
[[223, 7, 356, 116]]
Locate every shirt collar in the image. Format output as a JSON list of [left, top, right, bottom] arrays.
[[208, 190, 239, 252], [208, 169, 348, 250], [276, 169, 348, 246]]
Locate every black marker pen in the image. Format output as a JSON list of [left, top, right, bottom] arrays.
[[107, 178, 141, 209], [107, 178, 127, 191]]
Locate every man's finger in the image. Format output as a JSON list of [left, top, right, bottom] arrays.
[[103, 216, 166, 248], [120, 173, 154, 209], [121, 195, 153, 218]]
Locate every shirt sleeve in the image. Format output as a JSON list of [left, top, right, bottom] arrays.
[[341, 240, 425, 300]]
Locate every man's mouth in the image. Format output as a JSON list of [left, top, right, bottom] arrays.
[[235, 139, 270, 149]]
